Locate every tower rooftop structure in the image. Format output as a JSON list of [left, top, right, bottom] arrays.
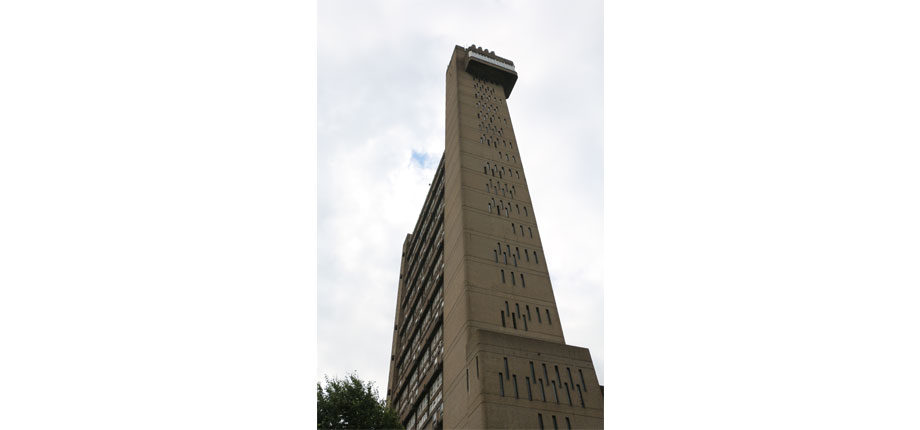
[[387, 44, 603, 429]]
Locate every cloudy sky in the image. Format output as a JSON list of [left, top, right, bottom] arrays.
[[317, 0, 603, 394]]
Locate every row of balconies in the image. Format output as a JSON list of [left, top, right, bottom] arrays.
[[402, 195, 444, 310]]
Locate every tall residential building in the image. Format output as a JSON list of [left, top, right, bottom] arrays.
[[386, 45, 603, 429]]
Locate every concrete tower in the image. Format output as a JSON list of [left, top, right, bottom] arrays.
[[387, 45, 603, 429]]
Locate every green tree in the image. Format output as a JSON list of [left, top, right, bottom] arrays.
[[317, 373, 403, 429]]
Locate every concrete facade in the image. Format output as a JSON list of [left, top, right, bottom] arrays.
[[387, 45, 603, 429]]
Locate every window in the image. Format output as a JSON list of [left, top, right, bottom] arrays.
[[511, 271, 515, 285], [494, 250, 498, 262], [466, 368, 469, 391], [504, 357, 509, 377], [543, 363, 549, 382], [579, 369, 587, 392], [505, 301, 510, 315], [524, 206, 529, 216], [529, 227, 533, 238], [512, 313, 517, 329], [526, 376, 533, 400], [488, 203, 492, 213], [530, 361, 536, 381], [516, 204, 520, 214], [577, 384, 584, 408], [566, 417, 572, 429], [525, 249, 530, 262], [516, 247, 521, 259], [534, 252, 539, 264], [540, 378, 546, 401], [538, 414, 544, 430], [501, 310, 505, 327], [536, 307, 541, 322], [552, 381, 559, 404], [521, 225, 525, 236], [546, 309, 552, 325], [499, 373, 504, 396], [552, 415, 558, 430], [501, 270, 505, 283], [565, 382, 572, 406], [521, 274, 525, 287], [526, 305, 531, 320], [513, 375, 519, 399], [567, 367, 575, 387]]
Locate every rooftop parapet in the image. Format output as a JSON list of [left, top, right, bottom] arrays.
[[462, 44, 518, 98]]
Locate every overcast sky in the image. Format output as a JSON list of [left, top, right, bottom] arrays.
[[318, 0, 603, 394]]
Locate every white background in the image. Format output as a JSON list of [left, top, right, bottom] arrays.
[[1, 1, 919, 429]]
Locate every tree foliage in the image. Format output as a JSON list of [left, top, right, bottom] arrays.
[[317, 373, 403, 429]]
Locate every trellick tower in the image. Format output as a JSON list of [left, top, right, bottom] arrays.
[[386, 45, 603, 429]]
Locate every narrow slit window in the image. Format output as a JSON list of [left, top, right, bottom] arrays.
[[506, 301, 510, 315], [476, 356, 480, 378], [504, 357, 509, 377], [529, 227, 533, 238], [516, 247, 521, 259], [521, 273, 525, 287], [526, 376, 533, 400], [513, 375, 519, 399], [523, 315, 528, 330], [577, 384, 584, 407], [512, 313, 517, 328], [535, 252, 539, 264], [579, 369, 587, 392], [494, 250, 498, 262], [516, 204, 520, 214], [540, 378, 546, 401], [526, 305, 532, 320], [524, 206, 529, 216], [526, 249, 530, 262], [552, 381, 559, 404], [467, 368, 469, 391], [538, 414, 544, 430], [501, 270, 505, 283], [536, 307, 542, 322], [521, 225, 525, 235], [552, 416, 558, 430], [499, 373, 504, 396], [547, 309, 552, 325], [530, 361, 536, 381], [543, 363, 549, 382], [565, 417, 572, 429], [565, 382, 572, 406], [511, 272, 515, 285], [501, 310, 506, 327]]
